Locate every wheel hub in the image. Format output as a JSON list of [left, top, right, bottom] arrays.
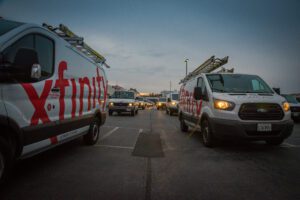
[[92, 124, 99, 141]]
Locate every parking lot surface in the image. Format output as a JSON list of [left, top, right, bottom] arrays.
[[1, 109, 300, 200]]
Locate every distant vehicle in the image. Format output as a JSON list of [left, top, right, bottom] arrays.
[[144, 99, 154, 108], [109, 91, 138, 116], [0, 19, 109, 182], [166, 93, 179, 115], [282, 94, 300, 121], [147, 97, 159, 104], [178, 56, 293, 147], [135, 96, 146, 110], [156, 97, 167, 110]]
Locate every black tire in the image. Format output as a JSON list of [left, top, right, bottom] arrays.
[[169, 111, 173, 116], [166, 109, 169, 114], [83, 118, 100, 145], [265, 138, 284, 145], [0, 137, 12, 184], [201, 119, 215, 147], [180, 119, 188, 132], [108, 110, 113, 116], [135, 109, 138, 115], [131, 110, 135, 116]]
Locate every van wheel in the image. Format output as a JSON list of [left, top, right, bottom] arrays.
[[180, 119, 188, 132], [201, 119, 215, 147], [135, 109, 138, 115], [265, 138, 284, 145], [84, 118, 100, 145], [166, 109, 169, 114], [0, 137, 12, 184], [108, 110, 113, 116], [169, 111, 173, 116]]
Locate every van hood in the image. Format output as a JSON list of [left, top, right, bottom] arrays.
[[212, 93, 285, 105], [109, 98, 135, 103], [289, 103, 300, 107]]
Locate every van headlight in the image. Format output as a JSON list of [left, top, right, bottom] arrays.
[[214, 99, 235, 111], [171, 101, 176, 105], [109, 102, 114, 106], [129, 103, 133, 107], [282, 101, 290, 112]]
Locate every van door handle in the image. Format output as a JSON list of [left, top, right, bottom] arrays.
[[51, 87, 60, 93]]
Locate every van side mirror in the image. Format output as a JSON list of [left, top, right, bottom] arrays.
[[273, 87, 280, 95], [14, 48, 40, 81], [194, 87, 203, 100], [167, 98, 171, 102]]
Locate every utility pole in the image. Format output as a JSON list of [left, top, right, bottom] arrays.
[[184, 58, 189, 76], [169, 81, 172, 93]]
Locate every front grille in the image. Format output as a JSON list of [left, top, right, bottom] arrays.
[[114, 102, 128, 106], [239, 103, 284, 120], [290, 106, 300, 112]]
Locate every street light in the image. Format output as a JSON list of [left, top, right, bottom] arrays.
[[184, 58, 189, 76]]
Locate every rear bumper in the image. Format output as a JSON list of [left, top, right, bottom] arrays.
[[210, 118, 294, 140]]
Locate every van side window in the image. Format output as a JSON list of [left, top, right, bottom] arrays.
[[35, 35, 54, 78], [2, 34, 54, 81], [197, 77, 208, 101], [3, 34, 34, 65]]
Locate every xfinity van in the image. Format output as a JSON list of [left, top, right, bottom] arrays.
[[0, 19, 109, 181], [178, 57, 293, 147]]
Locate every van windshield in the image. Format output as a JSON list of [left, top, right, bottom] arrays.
[[172, 94, 179, 100], [206, 74, 273, 94], [0, 19, 23, 36], [111, 91, 134, 99], [159, 98, 166, 102]]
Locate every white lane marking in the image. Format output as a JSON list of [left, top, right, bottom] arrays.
[[100, 127, 119, 140], [161, 129, 175, 151], [103, 125, 150, 131], [282, 143, 300, 148], [94, 144, 134, 149]]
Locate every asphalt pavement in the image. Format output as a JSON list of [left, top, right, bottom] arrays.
[[1, 109, 300, 200]]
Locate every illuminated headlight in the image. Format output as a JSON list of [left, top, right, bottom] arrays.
[[109, 102, 114, 106], [129, 103, 133, 107], [158, 103, 162, 106], [171, 101, 176, 105], [282, 101, 290, 112], [141, 102, 144, 105], [214, 99, 235, 111]]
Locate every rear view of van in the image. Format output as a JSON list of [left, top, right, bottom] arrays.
[[0, 19, 109, 182]]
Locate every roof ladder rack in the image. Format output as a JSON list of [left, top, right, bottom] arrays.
[[179, 56, 228, 84], [42, 23, 110, 68]]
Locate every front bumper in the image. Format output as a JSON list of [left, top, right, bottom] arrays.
[[109, 106, 135, 113], [100, 111, 107, 125], [210, 118, 294, 140], [291, 112, 300, 119], [168, 106, 178, 113]]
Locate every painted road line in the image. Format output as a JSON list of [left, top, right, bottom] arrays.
[[282, 143, 300, 148], [95, 144, 134, 149], [103, 125, 150, 131], [100, 127, 119, 140]]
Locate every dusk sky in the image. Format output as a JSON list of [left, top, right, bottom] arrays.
[[1, 0, 299, 93]]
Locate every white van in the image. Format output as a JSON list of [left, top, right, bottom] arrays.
[[108, 91, 138, 116], [0, 19, 109, 181], [178, 56, 294, 147], [166, 92, 179, 115]]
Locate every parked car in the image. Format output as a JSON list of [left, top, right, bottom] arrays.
[[156, 97, 167, 110], [179, 73, 294, 147], [144, 99, 154, 108], [166, 93, 179, 115], [282, 94, 300, 122], [109, 91, 138, 116], [135, 96, 146, 110], [0, 19, 109, 182]]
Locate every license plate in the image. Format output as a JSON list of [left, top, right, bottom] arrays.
[[126, 108, 132, 111], [293, 113, 299, 117], [257, 123, 272, 132]]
